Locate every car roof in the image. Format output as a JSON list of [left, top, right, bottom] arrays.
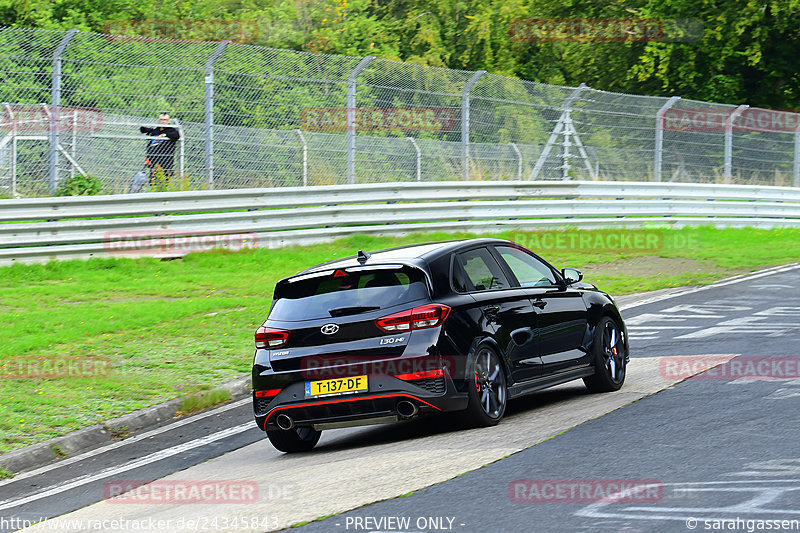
[[299, 238, 513, 274]]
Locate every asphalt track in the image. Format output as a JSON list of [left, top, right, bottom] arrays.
[[4, 263, 800, 533]]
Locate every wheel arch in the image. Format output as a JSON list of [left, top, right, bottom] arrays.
[[592, 306, 630, 361], [465, 335, 513, 384], [584, 296, 629, 359]]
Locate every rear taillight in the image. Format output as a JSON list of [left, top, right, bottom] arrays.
[[255, 326, 289, 349], [395, 369, 444, 380], [375, 304, 451, 332], [254, 388, 282, 398]]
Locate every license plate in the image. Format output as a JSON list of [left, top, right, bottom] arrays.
[[305, 375, 368, 397]]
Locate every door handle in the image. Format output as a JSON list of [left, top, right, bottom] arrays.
[[483, 305, 500, 319], [532, 299, 547, 309]]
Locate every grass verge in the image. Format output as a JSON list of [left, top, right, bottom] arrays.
[[176, 389, 232, 416], [0, 226, 798, 455]]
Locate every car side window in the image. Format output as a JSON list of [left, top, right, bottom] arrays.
[[495, 246, 558, 287], [454, 248, 510, 292]]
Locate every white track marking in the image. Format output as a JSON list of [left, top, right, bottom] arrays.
[[0, 397, 251, 488], [0, 422, 255, 511], [620, 263, 800, 311]]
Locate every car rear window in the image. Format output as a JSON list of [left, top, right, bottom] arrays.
[[270, 266, 430, 321]]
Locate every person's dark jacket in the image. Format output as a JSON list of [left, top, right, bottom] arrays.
[[140, 125, 180, 172]]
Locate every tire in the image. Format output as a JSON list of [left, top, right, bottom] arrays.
[[583, 316, 626, 393], [266, 426, 322, 453], [460, 345, 507, 427]]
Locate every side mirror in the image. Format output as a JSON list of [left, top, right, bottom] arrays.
[[561, 268, 583, 285]]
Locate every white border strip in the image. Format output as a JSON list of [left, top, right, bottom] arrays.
[[620, 263, 800, 311], [0, 398, 250, 488]]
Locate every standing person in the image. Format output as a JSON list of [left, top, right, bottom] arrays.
[[140, 113, 180, 184]]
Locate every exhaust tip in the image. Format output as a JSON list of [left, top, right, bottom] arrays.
[[396, 400, 418, 419], [275, 413, 295, 430]]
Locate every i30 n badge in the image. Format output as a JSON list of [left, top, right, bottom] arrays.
[[251, 239, 630, 453]]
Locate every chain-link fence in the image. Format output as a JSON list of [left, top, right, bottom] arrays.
[[1, 25, 798, 197]]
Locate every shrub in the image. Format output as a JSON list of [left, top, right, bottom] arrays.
[[148, 166, 193, 192], [55, 173, 106, 196]]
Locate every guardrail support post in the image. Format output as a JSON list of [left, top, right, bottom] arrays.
[[49, 29, 78, 194], [346, 56, 375, 185], [407, 137, 421, 182], [655, 96, 680, 182], [461, 70, 486, 181], [295, 129, 308, 186], [204, 41, 230, 190], [724, 105, 748, 183], [509, 142, 522, 180]]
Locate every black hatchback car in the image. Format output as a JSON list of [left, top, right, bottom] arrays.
[[252, 238, 629, 452]]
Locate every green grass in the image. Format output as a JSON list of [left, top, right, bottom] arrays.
[[1, 226, 799, 455], [177, 388, 232, 416]]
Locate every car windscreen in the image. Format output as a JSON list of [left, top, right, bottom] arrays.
[[270, 266, 430, 321]]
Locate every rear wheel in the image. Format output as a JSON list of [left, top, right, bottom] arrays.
[[266, 426, 322, 453], [460, 345, 507, 427], [583, 316, 626, 393]]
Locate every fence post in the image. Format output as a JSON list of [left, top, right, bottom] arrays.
[[655, 96, 680, 182], [295, 129, 308, 186], [49, 29, 78, 193], [794, 118, 800, 188], [509, 142, 522, 180], [346, 56, 375, 185], [70, 109, 77, 181], [724, 105, 748, 183], [204, 41, 230, 190], [407, 137, 421, 182], [4, 103, 17, 197], [177, 122, 185, 179], [461, 70, 486, 181]]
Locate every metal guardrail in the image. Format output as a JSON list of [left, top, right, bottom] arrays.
[[1, 181, 800, 265]]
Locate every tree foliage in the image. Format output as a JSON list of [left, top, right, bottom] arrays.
[[1, 0, 799, 107]]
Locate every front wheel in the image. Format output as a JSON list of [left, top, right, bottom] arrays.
[[583, 316, 626, 393], [266, 426, 322, 453], [460, 345, 507, 427]]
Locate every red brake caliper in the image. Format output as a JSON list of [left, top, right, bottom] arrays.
[[474, 370, 481, 392]]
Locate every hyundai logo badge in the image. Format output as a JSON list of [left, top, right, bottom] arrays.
[[321, 323, 340, 335]]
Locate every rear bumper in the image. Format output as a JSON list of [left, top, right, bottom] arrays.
[[252, 356, 468, 431]]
